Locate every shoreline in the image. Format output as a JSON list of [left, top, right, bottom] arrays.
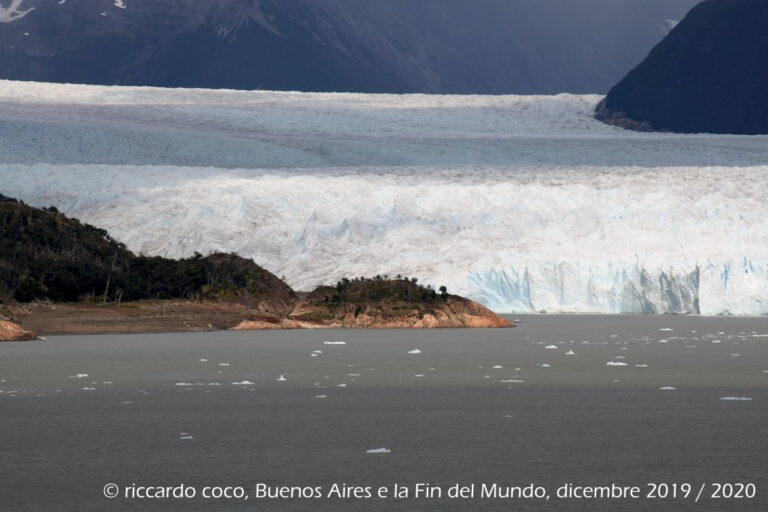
[[5, 298, 513, 338]]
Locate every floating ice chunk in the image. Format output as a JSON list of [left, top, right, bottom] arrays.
[[276, 375, 287, 382], [232, 380, 255, 385], [174, 382, 193, 386], [324, 341, 346, 345], [501, 379, 524, 383], [179, 434, 194, 440], [545, 345, 558, 349], [208, 383, 221, 386], [199, 358, 208, 362], [366, 448, 391, 454], [312, 350, 323, 354], [315, 395, 327, 399], [310, 353, 318, 357], [337, 383, 347, 387], [606, 362, 627, 366], [218, 363, 230, 367], [720, 396, 753, 401], [634, 364, 648, 368], [74, 373, 89, 378], [540, 363, 551, 368], [407, 349, 422, 354], [348, 373, 361, 377], [659, 386, 677, 390], [658, 339, 668, 343], [565, 350, 576, 355], [81, 387, 95, 391], [492, 365, 503, 369], [659, 328, 674, 332], [414, 374, 425, 378], [711, 340, 722, 344]]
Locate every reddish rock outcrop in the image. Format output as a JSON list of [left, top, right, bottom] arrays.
[[0, 320, 37, 341]]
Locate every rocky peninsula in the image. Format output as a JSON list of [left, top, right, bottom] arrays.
[[0, 195, 511, 339]]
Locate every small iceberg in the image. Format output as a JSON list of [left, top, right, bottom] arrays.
[[366, 448, 391, 454], [232, 380, 255, 386], [407, 349, 421, 354], [565, 350, 576, 355], [324, 341, 346, 345], [720, 396, 753, 401], [545, 345, 558, 349], [606, 362, 627, 366], [276, 374, 287, 382], [659, 386, 677, 391]]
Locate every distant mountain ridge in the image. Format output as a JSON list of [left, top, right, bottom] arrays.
[[0, 0, 699, 94], [596, 0, 768, 134]]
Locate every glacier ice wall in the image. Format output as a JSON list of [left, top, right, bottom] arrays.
[[2, 164, 767, 315], [0, 80, 767, 314]]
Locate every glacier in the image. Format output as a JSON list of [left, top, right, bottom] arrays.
[[0, 80, 767, 315]]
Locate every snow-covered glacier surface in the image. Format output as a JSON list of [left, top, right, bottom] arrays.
[[1, 80, 767, 315]]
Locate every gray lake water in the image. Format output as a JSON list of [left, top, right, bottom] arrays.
[[1, 315, 767, 511]]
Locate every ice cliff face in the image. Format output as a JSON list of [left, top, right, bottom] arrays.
[[0, 80, 767, 315]]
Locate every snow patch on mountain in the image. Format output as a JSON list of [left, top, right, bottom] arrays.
[[0, 0, 34, 23]]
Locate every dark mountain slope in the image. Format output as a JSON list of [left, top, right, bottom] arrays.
[[596, 0, 768, 134], [0, 0, 699, 94]]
